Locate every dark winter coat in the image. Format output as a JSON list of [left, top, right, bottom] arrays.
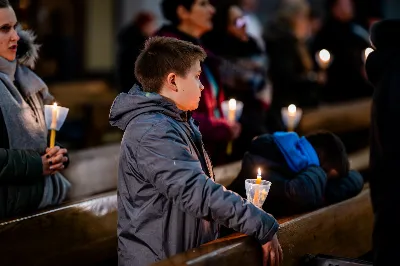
[[109, 86, 279, 266], [0, 28, 69, 219], [228, 134, 364, 216], [366, 19, 400, 266]]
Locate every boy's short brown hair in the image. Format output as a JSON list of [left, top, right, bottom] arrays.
[[135, 36, 207, 93]]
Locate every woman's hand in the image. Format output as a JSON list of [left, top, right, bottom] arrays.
[[41, 146, 69, 176]]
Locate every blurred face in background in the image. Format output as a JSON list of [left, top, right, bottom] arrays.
[[240, 0, 258, 12], [227, 5, 248, 42], [332, 0, 354, 22], [0, 6, 19, 61], [177, 0, 215, 36], [142, 20, 157, 37], [292, 10, 311, 41]]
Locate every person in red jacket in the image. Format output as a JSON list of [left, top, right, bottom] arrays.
[[155, 0, 241, 165]]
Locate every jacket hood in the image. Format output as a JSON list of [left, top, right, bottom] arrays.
[[16, 26, 40, 69], [109, 85, 187, 130], [366, 20, 400, 86]]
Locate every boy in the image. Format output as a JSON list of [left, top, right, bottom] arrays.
[[109, 37, 282, 266], [228, 131, 364, 216]]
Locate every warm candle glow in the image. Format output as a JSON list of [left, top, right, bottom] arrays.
[[319, 49, 331, 62], [256, 167, 262, 185], [364, 48, 373, 60], [288, 104, 296, 114], [228, 98, 236, 111], [53, 102, 58, 109]]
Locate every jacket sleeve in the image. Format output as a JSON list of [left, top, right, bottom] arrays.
[[283, 166, 327, 211], [136, 121, 279, 245], [0, 148, 43, 185], [325, 170, 364, 204]]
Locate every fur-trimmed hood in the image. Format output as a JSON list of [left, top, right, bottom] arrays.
[[16, 25, 40, 69]]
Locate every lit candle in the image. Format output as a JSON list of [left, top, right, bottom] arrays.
[[317, 49, 331, 70], [226, 99, 237, 155], [256, 167, 262, 184], [228, 98, 236, 122], [364, 47, 374, 62], [49, 102, 58, 148], [253, 167, 262, 205], [287, 104, 296, 132]]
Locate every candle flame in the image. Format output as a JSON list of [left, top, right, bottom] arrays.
[[257, 168, 261, 176], [288, 104, 296, 114], [364, 48, 373, 60], [228, 98, 236, 110], [53, 102, 58, 109], [319, 49, 331, 62]]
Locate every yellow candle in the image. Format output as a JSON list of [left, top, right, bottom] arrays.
[[49, 103, 58, 148], [253, 168, 262, 205], [228, 98, 236, 122], [226, 99, 236, 155], [256, 167, 262, 184]]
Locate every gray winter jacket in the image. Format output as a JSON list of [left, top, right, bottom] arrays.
[[109, 86, 279, 266]]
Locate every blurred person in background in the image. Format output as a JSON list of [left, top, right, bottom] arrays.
[[116, 11, 157, 93], [203, 0, 269, 159], [366, 19, 400, 266], [311, 0, 373, 103], [156, 0, 241, 165], [237, 0, 265, 52], [265, 0, 324, 132], [0, 0, 70, 219]]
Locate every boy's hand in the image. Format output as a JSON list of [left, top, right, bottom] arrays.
[[262, 234, 283, 266], [228, 121, 241, 140]]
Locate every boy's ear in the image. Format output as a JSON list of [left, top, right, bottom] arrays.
[[166, 73, 178, 92]]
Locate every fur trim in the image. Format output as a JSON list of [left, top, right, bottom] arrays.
[[16, 25, 41, 69], [370, 19, 400, 50]]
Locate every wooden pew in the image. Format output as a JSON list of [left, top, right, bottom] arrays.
[[0, 192, 117, 266], [63, 144, 120, 201], [152, 186, 372, 266], [298, 98, 371, 134], [49, 80, 118, 147], [0, 147, 370, 266]]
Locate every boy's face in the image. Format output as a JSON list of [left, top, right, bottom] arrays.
[[174, 60, 204, 111]]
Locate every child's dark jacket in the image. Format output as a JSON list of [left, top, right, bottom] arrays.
[[109, 86, 279, 266], [228, 133, 364, 216]]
